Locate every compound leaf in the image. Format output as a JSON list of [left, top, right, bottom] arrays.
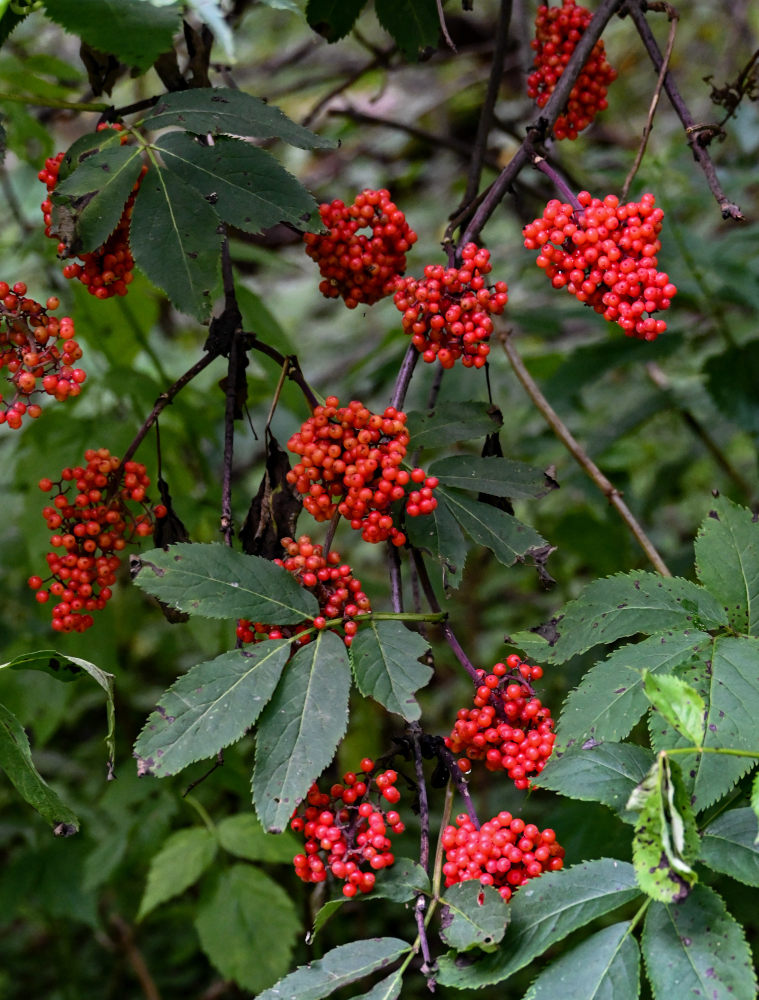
[[137, 827, 217, 920], [350, 619, 432, 721], [430, 455, 554, 500], [536, 742, 654, 820], [522, 922, 640, 1000], [405, 495, 469, 591], [439, 487, 547, 569], [694, 497, 759, 635]]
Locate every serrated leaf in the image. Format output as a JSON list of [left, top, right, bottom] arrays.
[[406, 401, 503, 450], [43, 0, 181, 70], [253, 631, 351, 832], [373, 857, 430, 902], [522, 922, 640, 1000], [306, 0, 368, 41], [536, 743, 654, 820], [311, 897, 345, 939], [439, 882, 508, 951], [155, 133, 318, 233], [137, 827, 217, 920], [349, 969, 404, 1000], [374, 0, 439, 59], [643, 672, 706, 746], [142, 87, 334, 149], [257, 938, 412, 1000], [130, 166, 222, 320], [195, 865, 300, 993], [437, 860, 641, 989], [752, 774, 759, 840], [542, 573, 726, 665], [216, 813, 300, 863], [405, 494, 469, 591], [439, 487, 547, 569], [350, 620, 431, 721], [430, 456, 554, 500], [134, 643, 291, 777], [0, 701, 79, 834], [133, 543, 318, 622], [556, 631, 711, 750], [694, 498, 759, 635], [699, 808, 759, 886], [643, 884, 757, 1000]]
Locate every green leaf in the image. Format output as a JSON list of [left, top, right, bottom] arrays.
[[42, 0, 181, 70], [439, 882, 508, 952], [372, 857, 430, 902], [643, 884, 757, 1000], [142, 87, 334, 149], [130, 165, 222, 320], [536, 742, 655, 820], [306, 0, 368, 41], [137, 827, 217, 920], [253, 631, 351, 832], [555, 631, 711, 749], [256, 938, 412, 1000], [374, 0, 439, 60], [216, 812, 301, 863], [752, 774, 759, 838], [631, 757, 699, 903], [522, 922, 640, 1000], [350, 619, 431, 721], [541, 573, 727, 665], [0, 701, 79, 834], [699, 808, 759, 886], [195, 865, 300, 994], [349, 969, 404, 1000], [439, 488, 547, 569], [704, 340, 759, 436], [437, 860, 641, 989], [643, 672, 706, 746], [405, 494, 469, 591], [133, 643, 291, 777], [155, 132, 318, 233], [132, 543, 319, 622], [406, 401, 503, 450], [429, 456, 554, 500], [694, 497, 759, 635], [311, 897, 346, 939]]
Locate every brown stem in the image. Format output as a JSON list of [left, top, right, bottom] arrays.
[[391, 342, 420, 412], [411, 548, 480, 680], [499, 328, 672, 576], [108, 914, 162, 1000], [219, 238, 244, 547]]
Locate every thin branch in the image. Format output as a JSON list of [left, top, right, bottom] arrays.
[[108, 914, 162, 1000], [436, 739, 480, 829], [388, 541, 404, 613], [623, 0, 743, 220], [531, 156, 583, 210], [391, 342, 420, 412], [219, 238, 244, 547], [437, 0, 457, 52], [499, 328, 672, 576], [246, 338, 320, 411], [302, 47, 395, 128]]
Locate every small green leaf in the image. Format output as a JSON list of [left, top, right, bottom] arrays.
[[216, 813, 301, 863], [350, 620, 432, 721], [349, 969, 404, 1000], [430, 456, 554, 500], [373, 857, 430, 902], [137, 827, 217, 920], [405, 495, 469, 591], [142, 87, 334, 149], [306, 0, 368, 41], [0, 701, 79, 834], [253, 631, 351, 832], [406, 401, 503, 450], [195, 865, 300, 994], [643, 671, 706, 746], [699, 808, 759, 886], [311, 897, 345, 939], [374, 0, 439, 59], [439, 882, 508, 951], [522, 922, 640, 1000], [437, 860, 641, 989], [439, 487, 547, 569], [133, 543, 319, 622], [643, 884, 757, 1000], [695, 498, 759, 635], [134, 642, 291, 777]]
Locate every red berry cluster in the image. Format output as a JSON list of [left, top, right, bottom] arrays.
[[304, 189, 417, 309], [29, 448, 166, 633], [236, 534, 371, 648], [39, 126, 145, 300], [527, 0, 617, 140], [286, 397, 438, 546], [442, 812, 565, 901], [290, 759, 404, 898], [445, 655, 555, 790], [523, 191, 677, 340], [392, 244, 508, 369], [0, 283, 84, 429]]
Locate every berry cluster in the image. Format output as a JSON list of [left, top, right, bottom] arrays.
[[392, 244, 508, 369], [236, 535, 371, 648], [39, 126, 145, 300], [0, 283, 84, 429], [304, 189, 417, 309], [442, 812, 565, 901], [290, 760, 404, 898], [527, 0, 617, 140], [286, 397, 438, 546], [523, 191, 678, 339], [29, 448, 166, 633], [445, 655, 555, 790]]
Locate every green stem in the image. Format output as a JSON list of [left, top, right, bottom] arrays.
[[0, 91, 108, 112], [184, 794, 216, 835], [666, 746, 759, 758]]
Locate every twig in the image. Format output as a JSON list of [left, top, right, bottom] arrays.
[[108, 914, 162, 1000], [219, 238, 244, 546], [499, 328, 672, 576], [182, 752, 224, 797], [620, 5, 678, 200], [246, 338, 320, 411], [437, 0, 457, 52], [531, 156, 583, 211], [391, 342, 420, 412], [437, 740, 480, 829], [409, 723, 435, 983], [302, 47, 395, 128], [388, 542, 404, 613], [411, 549, 481, 680], [623, 0, 743, 220]]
